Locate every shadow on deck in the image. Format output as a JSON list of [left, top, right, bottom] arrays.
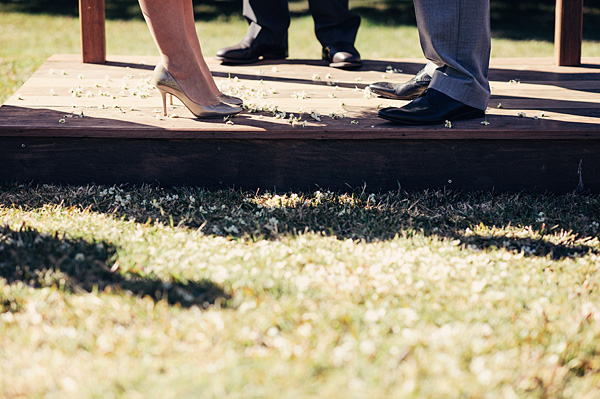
[[1, 55, 599, 193]]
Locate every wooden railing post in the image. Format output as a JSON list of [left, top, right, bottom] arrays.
[[79, 0, 106, 64], [555, 0, 583, 66]]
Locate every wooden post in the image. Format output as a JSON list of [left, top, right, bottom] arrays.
[[555, 0, 583, 66], [79, 0, 106, 64]]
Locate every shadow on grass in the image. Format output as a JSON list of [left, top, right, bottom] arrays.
[[214, 189, 599, 260], [0, 223, 230, 309], [1, 184, 599, 261]]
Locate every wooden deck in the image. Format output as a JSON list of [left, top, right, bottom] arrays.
[[1, 54, 599, 192]]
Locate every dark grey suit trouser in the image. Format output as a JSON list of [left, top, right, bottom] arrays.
[[243, 0, 361, 48], [415, 0, 491, 110]]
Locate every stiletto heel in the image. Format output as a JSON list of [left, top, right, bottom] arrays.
[[153, 63, 242, 118], [160, 90, 168, 116]]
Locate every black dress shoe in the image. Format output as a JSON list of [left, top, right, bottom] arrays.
[[377, 88, 486, 125], [216, 36, 288, 64], [369, 67, 431, 100], [322, 42, 362, 69]]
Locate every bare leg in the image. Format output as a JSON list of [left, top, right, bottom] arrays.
[[138, 0, 219, 105], [182, 0, 221, 96]]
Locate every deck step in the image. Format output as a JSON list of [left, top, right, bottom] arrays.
[[1, 54, 599, 192]]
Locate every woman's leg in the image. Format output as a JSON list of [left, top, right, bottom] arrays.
[[182, 0, 221, 96], [138, 0, 219, 105]]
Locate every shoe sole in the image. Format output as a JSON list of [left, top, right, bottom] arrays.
[[327, 60, 363, 70], [378, 109, 485, 125], [369, 87, 426, 101], [216, 52, 288, 65]]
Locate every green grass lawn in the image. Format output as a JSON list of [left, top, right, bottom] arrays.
[[1, 184, 600, 398], [1, 8, 600, 399]]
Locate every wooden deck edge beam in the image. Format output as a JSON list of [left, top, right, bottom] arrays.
[[555, 0, 583, 66], [79, 0, 106, 64], [1, 137, 597, 193]]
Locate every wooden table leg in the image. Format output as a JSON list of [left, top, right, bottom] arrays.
[[555, 0, 583, 66], [79, 0, 106, 64]]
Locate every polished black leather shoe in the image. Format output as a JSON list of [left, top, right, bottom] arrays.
[[216, 36, 288, 64], [377, 88, 486, 125], [369, 67, 431, 100], [322, 42, 362, 69]]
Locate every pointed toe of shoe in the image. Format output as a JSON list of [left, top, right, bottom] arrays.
[[369, 68, 432, 100], [218, 93, 244, 106], [322, 43, 362, 69], [216, 37, 288, 64], [198, 103, 243, 118], [377, 89, 485, 125]]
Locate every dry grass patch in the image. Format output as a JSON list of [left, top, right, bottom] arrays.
[[1, 183, 599, 398]]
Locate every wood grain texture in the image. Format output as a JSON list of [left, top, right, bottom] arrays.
[[555, 0, 583, 66], [79, 0, 106, 63], [1, 55, 599, 192], [0, 137, 596, 193]]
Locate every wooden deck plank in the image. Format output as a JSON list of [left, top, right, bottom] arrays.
[[1, 55, 599, 192], [10, 77, 600, 99], [2, 55, 599, 133]]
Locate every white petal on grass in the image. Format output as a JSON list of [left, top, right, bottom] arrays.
[[359, 339, 377, 355]]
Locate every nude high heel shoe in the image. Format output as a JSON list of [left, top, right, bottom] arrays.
[[168, 93, 243, 106], [153, 63, 242, 118], [218, 93, 244, 106]]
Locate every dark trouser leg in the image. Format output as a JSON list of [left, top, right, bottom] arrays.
[[376, 0, 489, 124], [413, 0, 491, 109], [308, 0, 361, 46], [243, 0, 290, 49], [216, 0, 288, 62]]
